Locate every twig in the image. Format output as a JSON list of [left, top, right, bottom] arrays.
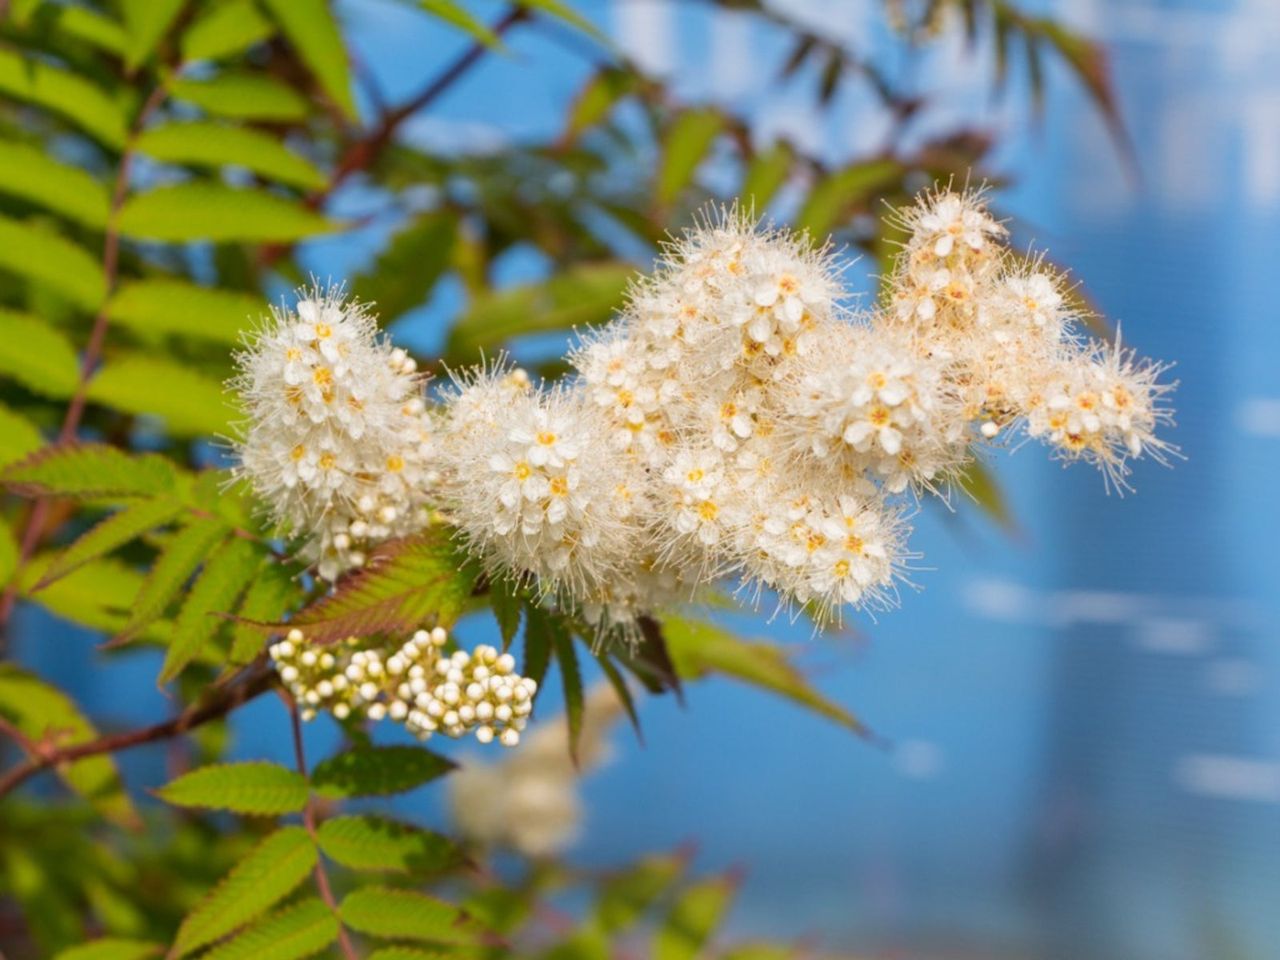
[[287, 698, 360, 960], [0, 82, 171, 629], [0, 661, 275, 800]]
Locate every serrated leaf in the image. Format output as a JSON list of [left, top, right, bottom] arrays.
[[0, 404, 42, 468], [199, 898, 337, 960], [260, 0, 356, 119], [119, 517, 229, 640], [0, 215, 106, 309], [352, 212, 456, 322], [0, 139, 110, 227], [157, 761, 309, 815], [553, 629, 584, 764], [740, 141, 794, 213], [521, 603, 557, 691], [339, 887, 480, 945], [37, 497, 186, 589], [663, 618, 865, 734], [654, 877, 737, 960], [118, 183, 338, 242], [0, 665, 136, 825], [444, 261, 630, 361], [420, 0, 502, 48], [86, 353, 233, 435], [1, 443, 178, 499], [795, 158, 901, 238], [52, 939, 161, 960], [0, 49, 127, 148], [597, 855, 684, 934], [658, 108, 725, 206], [121, 0, 184, 71], [231, 561, 301, 663], [317, 815, 464, 873], [489, 581, 522, 649], [136, 122, 327, 191], [170, 73, 310, 122], [312, 745, 453, 799], [51, 7, 130, 56], [0, 308, 80, 397], [181, 0, 276, 62], [18, 555, 157, 636], [171, 826, 316, 958], [284, 530, 477, 644], [161, 536, 261, 684], [107, 278, 261, 345], [367, 949, 452, 960]]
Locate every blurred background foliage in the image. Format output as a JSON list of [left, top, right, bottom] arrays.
[[0, 1, 1118, 957]]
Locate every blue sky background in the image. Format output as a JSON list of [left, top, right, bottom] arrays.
[[14, 2, 1280, 958]]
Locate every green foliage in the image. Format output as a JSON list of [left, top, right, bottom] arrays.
[[181, 1, 277, 63], [0, 216, 106, 309], [0, 404, 42, 468], [553, 628, 585, 763], [168, 73, 311, 121], [338, 887, 480, 945], [596, 855, 685, 934], [260, 0, 358, 119], [0, 308, 80, 397], [420, 0, 504, 49], [0, 444, 178, 500], [162, 536, 261, 683], [117, 184, 338, 243], [284, 530, 478, 643], [36, 497, 186, 589], [86, 354, 233, 436], [0, 139, 110, 227], [311, 745, 454, 799], [106, 278, 262, 345], [156, 762, 310, 816], [118, 516, 230, 641], [654, 876, 737, 960], [135, 122, 327, 191], [169, 826, 317, 958], [52, 939, 161, 960], [658, 108, 727, 206], [316, 815, 465, 874], [0, 48, 126, 147], [197, 898, 338, 960]]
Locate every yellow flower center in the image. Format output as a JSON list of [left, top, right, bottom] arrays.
[[315, 322, 332, 339], [549, 476, 569, 497], [290, 444, 306, 461], [385, 455, 404, 473], [513, 461, 531, 481], [697, 500, 719, 521], [686, 468, 704, 483], [833, 559, 851, 578], [318, 453, 336, 470], [869, 406, 890, 427], [536, 431, 557, 446]]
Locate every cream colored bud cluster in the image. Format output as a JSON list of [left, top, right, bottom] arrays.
[[270, 627, 535, 747], [232, 288, 438, 580]]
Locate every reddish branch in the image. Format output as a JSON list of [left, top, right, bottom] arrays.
[[0, 662, 275, 800], [287, 698, 361, 960]]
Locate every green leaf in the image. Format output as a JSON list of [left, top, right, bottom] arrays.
[[37, 497, 186, 590], [0, 665, 137, 825], [50, 8, 130, 57], [0, 521, 18, 589], [181, 0, 277, 62], [135, 122, 327, 191], [171, 826, 317, 959], [170, 73, 310, 122], [199, 899, 336, 960], [513, 0, 606, 44], [597, 855, 684, 934], [0, 139, 110, 227], [0, 309, 80, 397], [86, 353, 233, 435], [52, 939, 162, 960], [121, 0, 184, 71], [316, 815, 464, 873], [0, 49, 127, 148], [119, 517, 230, 640], [445, 261, 631, 361], [1, 443, 178, 499], [285, 530, 478, 643], [339, 887, 480, 946], [740, 141, 794, 213], [367, 950, 454, 960], [489, 580, 522, 649], [107, 278, 262, 345], [565, 67, 638, 141], [794, 158, 901, 238], [230, 560, 301, 663], [161, 536, 262, 684], [0, 216, 106, 309], [521, 603, 558, 691], [312, 745, 454, 799], [658, 108, 726, 206], [654, 877, 737, 960], [955, 459, 1015, 532], [260, 0, 356, 119], [18, 555, 149, 634], [157, 761, 309, 816], [419, 0, 503, 48], [662, 618, 866, 734], [352, 212, 456, 322], [553, 629, 584, 764], [0, 404, 43, 468], [118, 183, 338, 242]]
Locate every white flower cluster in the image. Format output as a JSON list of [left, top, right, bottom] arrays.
[[232, 288, 437, 580], [234, 188, 1175, 643], [271, 627, 536, 746]]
